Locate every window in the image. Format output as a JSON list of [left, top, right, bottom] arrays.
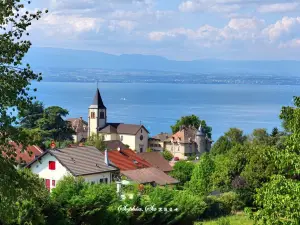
[[49, 161, 56, 170], [52, 180, 56, 187], [91, 112, 95, 119], [100, 111, 105, 119], [104, 178, 108, 184], [45, 179, 50, 190], [99, 179, 103, 183], [141, 129, 143, 133], [140, 135, 143, 141]]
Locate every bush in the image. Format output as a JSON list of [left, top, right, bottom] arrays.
[[218, 192, 244, 213], [216, 217, 231, 225], [202, 196, 232, 219], [162, 150, 173, 161]]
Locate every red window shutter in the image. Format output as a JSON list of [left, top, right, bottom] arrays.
[[49, 161, 56, 170], [52, 180, 56, 187], [45, 179, 50, 190]]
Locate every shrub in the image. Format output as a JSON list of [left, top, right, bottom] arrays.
[[218, 192, 244, 213], [162, 150, 173, 161], [216, 217, 231, 225], [202, 196, 232, 219]]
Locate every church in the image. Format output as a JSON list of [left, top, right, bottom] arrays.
[[87, 88, 149, 153]]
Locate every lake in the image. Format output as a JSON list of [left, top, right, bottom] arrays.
[[32, 82, 299, 140]]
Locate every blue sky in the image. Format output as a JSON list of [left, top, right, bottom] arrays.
[[27, 0, 300, 60]]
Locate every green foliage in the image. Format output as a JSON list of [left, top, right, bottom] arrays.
[[162, 150, 173, 161], [224, 128, 247, 145], [51, 176, 121, 225], [216, 217, 231, 225], [171, 115, 212, 138], [0, 168, 49, 225], [18, 101, 45, 129], [146, 147, 153, 152], [211, 136, 232, 156], [170, 160, 195, 186], [187, 153, 215, 196], [251, 175, 300, 225], [0, 0, 47, 158], [85, 133, 107, 151]]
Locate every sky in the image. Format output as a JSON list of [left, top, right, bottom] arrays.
[[26, 0, 300, 60]]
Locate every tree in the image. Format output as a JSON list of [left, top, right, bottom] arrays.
[[224, 128, 246, 144], [86, 133, 107, 151], [18, 101, 44, 129], [252, 96, 300, 224], [0, 0, 47, 157], [170, 161, 195, 186], [162, 150, 173, 161], [171, 115, 212, 138], [0, 168, 50, 225], [210, 136, 232, 155], [187, 153, 215, 196]]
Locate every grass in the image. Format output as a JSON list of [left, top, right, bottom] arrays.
[[195, 213, 253, 225]]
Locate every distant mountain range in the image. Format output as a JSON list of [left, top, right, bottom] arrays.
[[25, 47, 300, 75]]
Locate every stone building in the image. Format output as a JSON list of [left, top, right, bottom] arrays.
[[149, 125, 213, 159]]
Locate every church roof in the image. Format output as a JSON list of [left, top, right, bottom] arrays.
[[98, 123, 150, 135], [92, 88, 106, 109]]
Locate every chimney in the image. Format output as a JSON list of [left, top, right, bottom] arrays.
[[80, 117, 83, 120], [104, 149, 109, 166], [117, 147, 121, 151]]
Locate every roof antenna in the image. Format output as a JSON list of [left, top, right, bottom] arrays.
[[96, 80, 99, 89]]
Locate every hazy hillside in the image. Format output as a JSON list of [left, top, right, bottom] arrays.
[[25, 47, 300, 75]]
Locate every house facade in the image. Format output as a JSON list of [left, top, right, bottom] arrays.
[[27, 146, 118, 191], [150, 126, 213, 159], [87, 89, 149, 153], [67, 117, 88, 143]]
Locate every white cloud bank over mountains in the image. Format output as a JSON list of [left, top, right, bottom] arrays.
[[26, 0, 300, 60]]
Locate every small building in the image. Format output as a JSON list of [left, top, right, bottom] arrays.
[[151, 125, 213, 159], [85, 88, 149, 153], [67, 117, 88, 143], [148, 132, 171, 152], [27, 146, 118, 191], [107, 149, 178, 186], [138, 152, 173, 174]]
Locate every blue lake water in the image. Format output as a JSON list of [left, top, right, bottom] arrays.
[[32, 82, 299, 140]]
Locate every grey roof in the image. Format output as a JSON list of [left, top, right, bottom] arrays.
[[152, 133, 172, 142], [92, 88, 106, 109], [99, 123, 150, 135], [196, 125, 206, 137], [121, 167, 179, 185], [27, 146, 117, 176], [104, 140, 128, 150]]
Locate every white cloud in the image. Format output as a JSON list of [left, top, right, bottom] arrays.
[[108, 20, 137, 31], [149, 17, 264, 43], [179, 0, 241, 13], [263, 16, 300, 41], [258, 2, 299, 13], [279, 39, 300, 48]]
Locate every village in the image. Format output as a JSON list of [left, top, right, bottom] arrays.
[[12, 88, 213, 192]]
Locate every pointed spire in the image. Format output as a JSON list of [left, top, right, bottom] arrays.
[[92, 88, 106, 109], [196, 124, 205, 136]]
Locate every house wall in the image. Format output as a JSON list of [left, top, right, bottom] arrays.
[[165, 142, 199, 159], [119, 134, 136, 150], [135, 127, 149, 153], [30, 153, 71, 191], [83, 172, 112, 184], [148, 139, 163, 152]]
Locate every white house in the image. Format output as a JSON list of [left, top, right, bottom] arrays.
[[27, 146, 118, 191], [87, 88, 149, 153]]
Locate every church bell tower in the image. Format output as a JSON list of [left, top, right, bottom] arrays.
[[88, 88, 107, 137]]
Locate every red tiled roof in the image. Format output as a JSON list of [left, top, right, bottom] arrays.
[[108, 149, 151, 171], [3, 142, 43, 164]]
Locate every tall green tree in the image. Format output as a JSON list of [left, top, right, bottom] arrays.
[[86, 133, 107, 151], [224, 128, 246, 145], [187, 153, 215, 196], [171, 114, 212, 138], [0, 0, 47, 156], [170, 161, 195, 186], [252, 96, 300, 224], [18, 101, 44, 129]]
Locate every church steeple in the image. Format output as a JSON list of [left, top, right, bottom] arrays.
[[92, 88, 106, 109], [88, 88, 107, 137]]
